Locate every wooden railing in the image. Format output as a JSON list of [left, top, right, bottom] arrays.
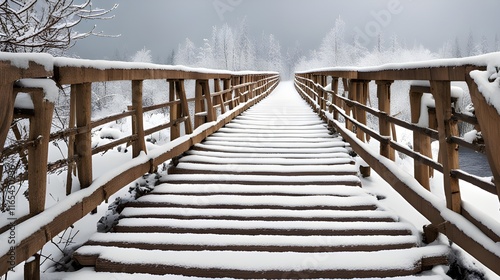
[[0, 53, 279, 276], [295, 54, 500, 276]]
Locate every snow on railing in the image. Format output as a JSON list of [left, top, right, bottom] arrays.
[[0, 52, 279, 277], [295, 52, 500, 277]]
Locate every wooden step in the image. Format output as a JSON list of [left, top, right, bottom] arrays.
[[168, 163, 358, 176], [119, 207, 398, 222], [73, 233, 419, 267], [185, 149, 351, 159], [161, 174, 362, 186], [73, 246, 449, 278], [112, 218, 414, 236]]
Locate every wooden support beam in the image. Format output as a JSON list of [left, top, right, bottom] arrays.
[[377, 80, 395, 161], [202, 80, 215, 122], [351, 80, 369, 142], [74, 83, 93, 189], [431, 80, 461, 213], [409, 87, 431, 190], [177, 80, 193, 135], [214, 79, 225, 115], [0, 83, 15, 157], [223, 79, 232, 110], [168, 80, 190, 140], [131, 80, 147, 157]]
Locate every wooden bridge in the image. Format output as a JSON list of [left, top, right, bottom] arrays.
[[0, 53, 499, 279]]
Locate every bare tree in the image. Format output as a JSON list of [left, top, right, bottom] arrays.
[[0, 0, 118, 53]]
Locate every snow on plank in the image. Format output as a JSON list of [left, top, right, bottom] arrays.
[[132, 194, 378, 209], [205, 135, 342, 143], [200, 140, 347, 149], [223, 123, 327, 130], [178, 154, 354, 165], [160, 174, 361, 186], [202, 131, 336, 139], [184, 149, 351, 159], [171, 162, 357, 176], [119, 207, 399, 222], [74, 246, 449, 278], [217, 127, 328, 134], [192, 143, 349, 154], [151, 184, 367, 196], [114, 218, 414, 236], [230, 118, 324, 126], [83, 232, 418, 252]]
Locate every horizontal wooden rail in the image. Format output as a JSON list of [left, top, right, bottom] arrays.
[[0, 52, 279, 278], [295, 54, 500, 276]]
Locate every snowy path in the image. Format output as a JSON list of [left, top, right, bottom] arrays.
[[68, 81, 449, 279]]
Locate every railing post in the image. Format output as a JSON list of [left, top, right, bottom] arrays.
[[131, 80, 147, 157], [168, 80, 180, 140], [203, 79, 215, 122], [345, 80, 354, 132], [331, 77, 339, 119], [28, 90, 54, 214], [74, 83, 93, 189], [213, 79, 225, 115], [194, 80, 205, 128], [377, 80, 395, 161], [409, 86, 431, 190], [431, 80, 461, 212], [223, 78, 232, 110]]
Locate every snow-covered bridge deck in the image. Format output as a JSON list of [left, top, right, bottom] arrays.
[[71, 83, 449, 278], [1, 53, 500, 279]]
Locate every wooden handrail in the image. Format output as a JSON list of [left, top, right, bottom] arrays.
[[295, 54, 500, 276], [0, 53, 279, 277]]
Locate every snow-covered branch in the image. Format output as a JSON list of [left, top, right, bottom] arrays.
[[0, 0, 118, 53]]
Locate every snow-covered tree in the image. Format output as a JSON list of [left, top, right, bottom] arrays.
[[453, 36, 462, 58], [0, 0, 118, 53], [175, 38, 197, 66], [267, 34, 282, 73], [234, 17, 255, 70], [494, 34, 500, 52], [197, 38, 214, 67], [131, 47, 152, 63], [465, 31, 475, 57]]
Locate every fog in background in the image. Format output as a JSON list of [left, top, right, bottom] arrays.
[[70, 0, 500, 63]]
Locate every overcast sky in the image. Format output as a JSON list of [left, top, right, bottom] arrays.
[[70, 0, 500, 62]]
